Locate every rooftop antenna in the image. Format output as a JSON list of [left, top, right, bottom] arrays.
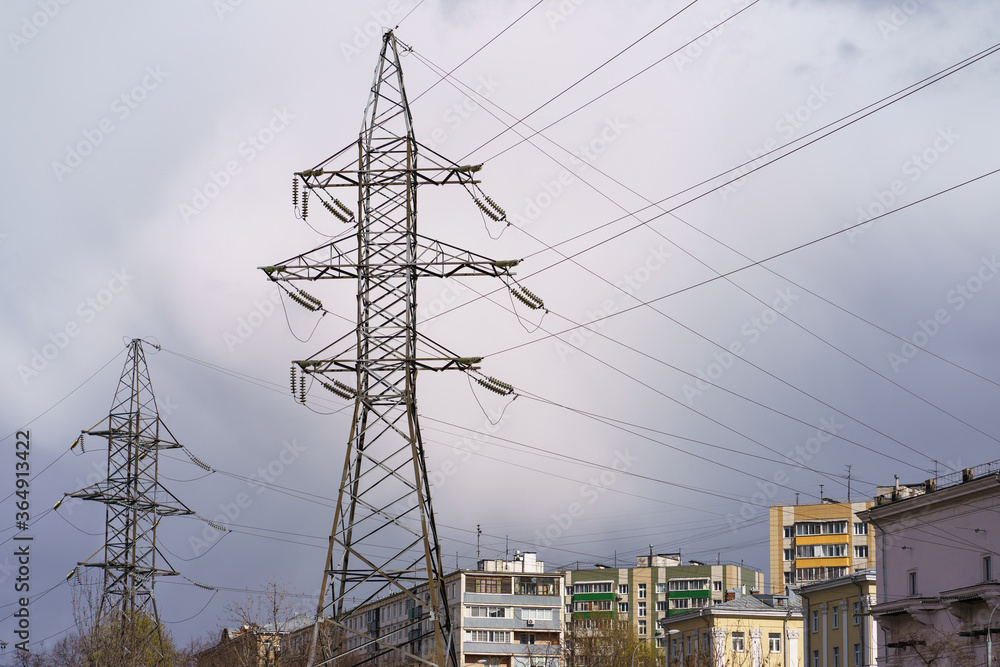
[[478, 524, 482, 563], [847, 465, 852, 502]]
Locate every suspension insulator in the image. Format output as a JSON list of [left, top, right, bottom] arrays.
[[484, 195, 506, 218], [301, 189, 309, 219], [476, 376, 514, 396], [321, 379, 357, 400], [291, 365, 297, 398], [289, 290, 321, 312], [322, 198, 351, 223], [299, 374, 306, 403], [292, 176, 299, 206], [512, 286, 544, 310], [333, 198, 355, 219]]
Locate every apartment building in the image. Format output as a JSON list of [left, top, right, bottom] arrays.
[[769, 502, 876, 593], [798, 569, 877, 667], [328, 552, 563, 667], [561, 555, 764, 646], [862, 461, 1000, 667]]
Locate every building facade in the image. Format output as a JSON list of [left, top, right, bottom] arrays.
[[769, 502, 876, 593], [798, 570, 877, 667], [862, 462, 1000, 667], [660, 590, 803, 667], [561, 555, 764, 646], [335, 552, 563, 667]]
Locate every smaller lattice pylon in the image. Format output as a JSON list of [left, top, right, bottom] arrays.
[[63, 339, 194, 665]]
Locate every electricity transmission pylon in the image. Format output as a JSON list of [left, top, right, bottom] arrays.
[[261, 30, 534, 667], [63, 338, 194, 665]]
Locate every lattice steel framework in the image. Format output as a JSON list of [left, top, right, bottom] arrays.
[[67, 338, 193, 665], [261, 30, 522, 667]]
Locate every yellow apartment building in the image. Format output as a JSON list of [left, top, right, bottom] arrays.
[[769, 501, 875, 594]]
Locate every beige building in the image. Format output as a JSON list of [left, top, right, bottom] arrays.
[[798, 569, 877, 667], [661, 590, 803, 667], [769, 502, 875, 593]]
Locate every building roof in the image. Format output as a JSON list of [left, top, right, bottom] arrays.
[[660, 591, 801, 627], [797, 568, 876, 595]]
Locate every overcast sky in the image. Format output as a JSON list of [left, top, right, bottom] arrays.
[[3, 0, 1000, 653]]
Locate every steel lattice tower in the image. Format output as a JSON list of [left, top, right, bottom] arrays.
[[262, 30, 526, 667], [66, 338, 193, 665]]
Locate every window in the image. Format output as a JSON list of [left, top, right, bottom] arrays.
[[908, 571, 917, 596], [768, 633, 781, 653], [572, 582, 612, 594], [618, 583, 629, 595], [638, 602, 646, 618], [468, 577, 509, 594], [638, 620, 647, 635], [854, 643, 862, 666], [669, 579, 709, 591], [565, 585, 573, 596], [468, 606, 507, 618], [854, 522, 868, 535], [656, 601, 668, 612], [686, 635, 691, 655], [519, 608, 552, 621], [519, 633, 535, 645], [854, 545, 869, 559], [574, 600, 612, 612], [796, 543, 847, 558], [732, 632, 745, 652], [784, 572, 795, 585], [713, 581, 723, 591], [985, 556, 994, 582], [832, 605, 839, 629], [671, 598, 690, 610], [466, 630, 510, 643], [515, 576, 559, 596], [784, 526, 794, 538], [852, 601, 860, 625], [784, 548, 794, 561], [656, 583, 669, 594], [811, 610, 819, 633], [796, 521, 847, 536], [833, 646, 840, 667], [618, 601, 629, 612], [812, 650, 819, 667], [638, 583, 646, 599]]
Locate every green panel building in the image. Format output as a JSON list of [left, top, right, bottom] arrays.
[[559, 554, 764, 645]]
